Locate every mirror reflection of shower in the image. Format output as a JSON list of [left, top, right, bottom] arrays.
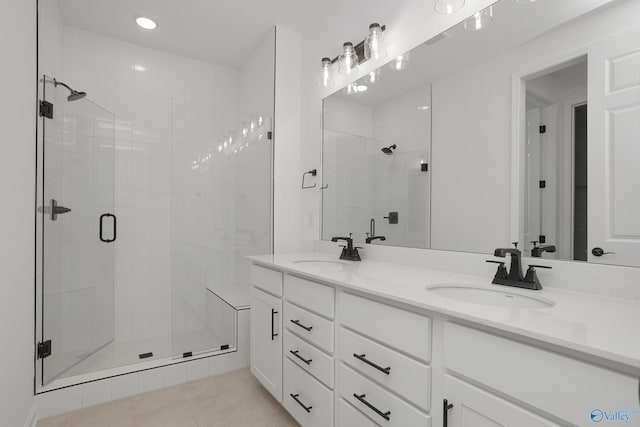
[[47, 77, 87, 102], [381, 144, 397, 155]]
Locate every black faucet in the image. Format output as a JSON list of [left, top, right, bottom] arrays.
[[531, 241, 557, 258], [365, 235, 386, 244], [488, 244, 550, 290], [331, 234, 362, 261]]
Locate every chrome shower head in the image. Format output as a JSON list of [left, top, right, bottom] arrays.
[[381, 144, 397, 155]]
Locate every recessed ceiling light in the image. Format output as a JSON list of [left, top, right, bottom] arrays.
[[135, 16, 157, 30], [356, 85, 368, 92], [133, 64, 147, 72]]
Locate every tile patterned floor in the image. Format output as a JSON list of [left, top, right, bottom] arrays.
[[37, 369, 299, 427]]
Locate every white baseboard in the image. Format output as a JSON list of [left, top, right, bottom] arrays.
[[24, 404, 38, 427]]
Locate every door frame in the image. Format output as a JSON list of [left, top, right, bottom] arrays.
[[510, 51, 588, 248]]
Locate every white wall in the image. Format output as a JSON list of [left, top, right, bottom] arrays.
[[298, 0, 497, 251], [0, 1, 37, 426], [273, 26, 302, 253]]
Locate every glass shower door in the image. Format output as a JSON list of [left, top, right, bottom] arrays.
[[39, 75, 116, 385]]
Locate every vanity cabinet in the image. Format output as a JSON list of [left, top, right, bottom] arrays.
[[443, 322, 639, 426], [250, 265, 283, 401], [249, 261, 640, 427]]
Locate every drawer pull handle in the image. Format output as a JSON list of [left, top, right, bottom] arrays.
[[353, 353, 391, 375], [271, 309, 279, 340], [290, 319, 313, 331], [289, 350, 312, 365], [290, 393, 313, 413], [353, 393, 391, 421], [443, 399, 454, 427]]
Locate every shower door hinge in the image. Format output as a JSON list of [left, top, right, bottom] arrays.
[[37, 340, 52, 359], [539, 180, 546, 189], [539, 125, 546, 134], [220, 344, 230, 351], [39, 101, 53, 119], [267, 131, 273, 140], [539, 235, 546, 244]]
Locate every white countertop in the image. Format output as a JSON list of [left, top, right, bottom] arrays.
[[248, 252, 640, 372]]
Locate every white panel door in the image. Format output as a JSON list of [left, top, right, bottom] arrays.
[[588, 26, 640, 266]]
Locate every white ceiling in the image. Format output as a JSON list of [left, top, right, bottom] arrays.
[[59, 0, 335, 68]]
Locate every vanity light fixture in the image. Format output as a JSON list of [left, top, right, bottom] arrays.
[[338, 42, 359, 75], [388, 52, 410, 71], [135, 16, 157, 30], [317, 57, 334, 88], [434, 0, 465, 15], [464, 6, 493, 31], [364, 23, 387, 61]]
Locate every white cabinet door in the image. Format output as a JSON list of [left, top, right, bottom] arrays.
[[251, 287, 282, 401], [588, 26, 640, 267], [444, 375, 560, 427]]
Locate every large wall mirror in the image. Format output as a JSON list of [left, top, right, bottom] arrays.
[[321, 0, 640, 268]]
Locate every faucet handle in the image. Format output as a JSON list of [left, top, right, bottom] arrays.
[[486, 260, 508, 281], [528, 264, 552, 270], [512, 242, 519, 249], [530, 240, 539, 248]]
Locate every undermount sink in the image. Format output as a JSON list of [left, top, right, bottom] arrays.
[[425, 284, 555, 309], [292, 260, 348, 266]]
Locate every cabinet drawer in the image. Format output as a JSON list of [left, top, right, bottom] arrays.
[[283, 358, 334, 427], [284, 302, 334, 353], [444, 322, 639, 426], [339, 364, 431, 427], [337, 398, 378, 427], [339, 292, 431, 362], [339, 327, 431, 410], [285, 275, 335, 319], [251, 264, 283, 297], [285, 331, 334, 389]]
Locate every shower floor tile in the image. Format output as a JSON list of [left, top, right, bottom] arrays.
[[38, 368, 299, 427]]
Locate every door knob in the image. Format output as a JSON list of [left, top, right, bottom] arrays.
[[592, 247, 616, 257]]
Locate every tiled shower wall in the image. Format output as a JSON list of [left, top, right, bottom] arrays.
[[61, 27, 238, 344]]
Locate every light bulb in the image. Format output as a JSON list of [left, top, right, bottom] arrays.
[[366, 69, 381, 85], [338, 42, 359, 75], [364, 23, 386, 61], [317, 57, 334, 88], [464, 6, 493, 31], [388, 52, 410, 71], [344, 82, 359, 95], [434, 0, 465, 15]]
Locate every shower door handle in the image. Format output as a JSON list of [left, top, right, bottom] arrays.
[[99, 213, 117, 243]]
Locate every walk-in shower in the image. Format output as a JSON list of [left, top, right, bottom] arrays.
[[36, 1, 275, 391]]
